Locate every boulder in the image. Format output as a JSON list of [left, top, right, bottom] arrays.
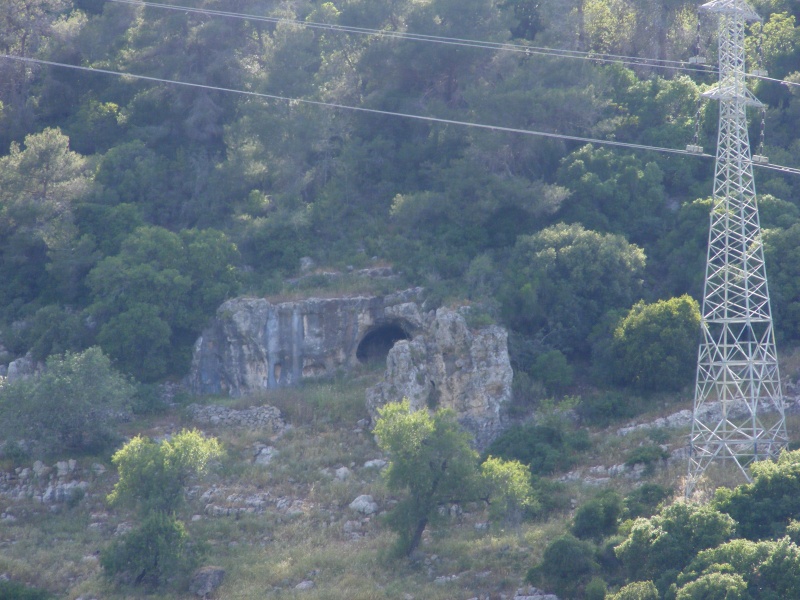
[[6, 354, 37, 383], [366, 307, 513, 449], [190, 566, 225, 598], [349, 494, 378, 515]]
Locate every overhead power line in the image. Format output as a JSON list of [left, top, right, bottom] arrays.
[[105, 0, 716, 76], [105, 1, 800, 86], [1, 53, 714, 158], [4, 54, 800, 176]]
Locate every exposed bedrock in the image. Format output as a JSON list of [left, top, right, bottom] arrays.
[[188, 291, 513, 448], [366, 307, 513, 450], [188, 289, 425, 396]]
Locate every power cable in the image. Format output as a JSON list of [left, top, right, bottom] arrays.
[[0, 53, 715, 160], [105, 0, 717, 76]]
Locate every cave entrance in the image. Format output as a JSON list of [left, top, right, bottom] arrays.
[[356, 322, 410, 363]]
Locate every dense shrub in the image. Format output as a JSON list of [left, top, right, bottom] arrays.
[[577, 391, 641, 426], [485, 421, 591, 475], [676, 538, 800, 600], [609, 580, 659, 600], [0, 581, 52, 600], [501, 223, 646, 356], [713, 449, 800, 540], [607, 295, 701, 392], [529, 535, 599, 598], [615, 502, 736, 589], [0, 347, 133, 454], [622, 483, 673, 520], [530, 349, 574, 393], [101, 512, 198, 588], [624, 445, 669, 475], [572, 490, 623, 541]]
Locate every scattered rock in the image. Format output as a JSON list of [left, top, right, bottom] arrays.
[[295, 580, 315, 590], [335, 466, 352, 480], [514, 586, 559, 600], [363, 459, 387, 469], [254, 445, 278, 465], [349, 495, 378, 515], [190, 566, 225, 598]]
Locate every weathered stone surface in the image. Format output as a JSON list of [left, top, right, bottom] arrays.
[[349, 494, 378, 515], [190, 566, 225, 598], [366, 307, 513, 449], [6, 354, 37, 383], [187, 289, 424, 396]]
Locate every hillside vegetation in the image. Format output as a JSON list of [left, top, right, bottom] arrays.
[[2, 0, 800, 598]]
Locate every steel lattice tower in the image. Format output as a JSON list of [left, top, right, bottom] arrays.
[[687, 0, 788, 495]]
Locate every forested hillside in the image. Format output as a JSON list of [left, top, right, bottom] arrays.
[[4, 2, 800, 598], [1, 0, 799, 389]]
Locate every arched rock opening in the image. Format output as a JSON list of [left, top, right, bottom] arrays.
[[356, 322, 411, 363]]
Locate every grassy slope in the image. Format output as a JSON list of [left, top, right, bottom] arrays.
[[1, 360, 796, 599]]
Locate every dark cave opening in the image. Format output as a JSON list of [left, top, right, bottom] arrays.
[[356, 323, 410, 363]]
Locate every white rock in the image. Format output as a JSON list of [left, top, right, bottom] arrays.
[[349, 494, 378, 515], [335, 466, 352, 480], [363, 459, 387, 469], [254, 446, 278, 465], [295, 580, 315, 590]]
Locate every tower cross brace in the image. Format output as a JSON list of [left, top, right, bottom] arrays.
[[686, 0, 788, 495]]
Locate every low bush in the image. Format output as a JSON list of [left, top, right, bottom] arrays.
[[0, 581, 52, 600], [485, 421, 591, 476], [625, 445, 669, 475], [100, 512, 199, 588], [528, 534, 599, 598], [577, 391, 641, 427], [622, 483, 673, 520], [572, 490, 623, 541]]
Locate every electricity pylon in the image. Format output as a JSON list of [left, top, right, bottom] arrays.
[[686, 0, 788, 496]]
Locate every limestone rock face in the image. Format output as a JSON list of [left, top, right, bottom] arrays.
[[366, 307, 513, 449], [187, 289, 424, 396], [189, 291, 513, 448], [190, 566, 225, 598]]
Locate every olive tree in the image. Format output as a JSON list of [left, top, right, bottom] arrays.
[[0, 347, 133, 453], [102, 430, 223, 587]]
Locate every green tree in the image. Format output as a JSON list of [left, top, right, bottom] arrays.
[[572, 489, 623, 541], [102, 430, 221, 588], [481, 455, 538, 525], [87, 225, 240, 379], [0, 128, 90, 316], [0, 347, 133, 453], [609, 580, 660, 600], [107, 429, 223, 516], [606, 295, 701, 392], [373, 400, 483, 556], [713, 449, 800, 540], [615, 502, 736, 590], [502, 223, 646, 355], [555, 145, 667, 246], [677, 537, 800, 599], [529, 534, 599, 598], [763, 224, 800, 342]]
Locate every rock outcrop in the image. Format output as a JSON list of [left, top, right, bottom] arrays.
[[187, 289, 424, 396], [188, 291, 513, 448], [366, 307, 513, 449]]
